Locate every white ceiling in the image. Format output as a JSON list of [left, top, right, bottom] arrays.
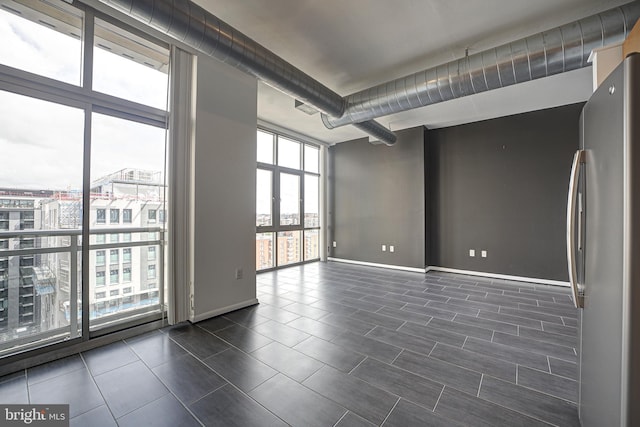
[[196, 0, 631, 144]]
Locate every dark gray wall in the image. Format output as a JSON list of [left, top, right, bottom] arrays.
[[428, 103, 583, 281], [329, 127, 425, 269]]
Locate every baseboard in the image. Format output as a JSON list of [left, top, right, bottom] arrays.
[[190, 298, 259, 323], [425, 266, 570, 287], [326, 258, 568, 287], [328, 257, 427, 274]]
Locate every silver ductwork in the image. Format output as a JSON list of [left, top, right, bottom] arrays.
[[352, 120, 397, 145], [99, 0, 397, 144], [322, 1, 640, 129]]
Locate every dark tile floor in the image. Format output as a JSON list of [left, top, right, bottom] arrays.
[[0, 262, 580, 426]]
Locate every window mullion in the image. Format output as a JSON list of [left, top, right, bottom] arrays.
[[81, 106, 93, 341], [82, 8, 94, 92], [79, 7, 95, 341]]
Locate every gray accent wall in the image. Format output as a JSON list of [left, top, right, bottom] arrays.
[[328, 127, 425, 269], [428, 103, 583, 281]]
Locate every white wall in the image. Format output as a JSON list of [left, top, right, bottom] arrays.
[[191, 54, 258, 321]]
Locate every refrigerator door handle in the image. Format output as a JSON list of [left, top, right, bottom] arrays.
[[566, 149, 585, 308]]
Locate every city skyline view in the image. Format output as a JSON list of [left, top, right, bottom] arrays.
[[0, 169, 166, 350]]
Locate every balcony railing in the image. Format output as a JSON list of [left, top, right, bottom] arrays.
[[0, 226, 165, 355]]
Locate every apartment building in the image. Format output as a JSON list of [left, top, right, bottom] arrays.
[[0, 193, 53, 340]]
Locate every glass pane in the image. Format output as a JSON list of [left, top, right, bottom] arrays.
[[110, 249, 118, 265], [256, 233, 274, 270], [257, 130, 274, 164], [0, 90, 84, 353], [304, 145, 320, 173], [93, 18, 169, 110], [110, 208, 119, 224], [89, 113, 166, 329], [256, 169, 272, 227], [280, 173, 300, 226], [0, 0, 82, 85], [278, 137, 301, 169], [304, 229, 319, 261], [304, 174, 319, 228], [277, 231, 301, 266]]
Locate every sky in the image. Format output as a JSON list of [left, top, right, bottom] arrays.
[[0, 7, 168, 191]]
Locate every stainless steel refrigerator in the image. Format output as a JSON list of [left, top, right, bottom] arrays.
[[566, 53, 640, 426]]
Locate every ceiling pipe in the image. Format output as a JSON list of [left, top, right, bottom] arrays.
[[352, 121, 396, 146], [98, 0, 397, 145], [322, 1, 640, 129]]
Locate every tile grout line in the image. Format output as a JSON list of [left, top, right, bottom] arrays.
[[477, 373, 484, 397], [24, 369, 30, 404], [379, 396, 401, 427], [331, 410, 350, 427], [348, 356, 369, 375], [390, 349, 404, 365], [432, 385, 445, 412]]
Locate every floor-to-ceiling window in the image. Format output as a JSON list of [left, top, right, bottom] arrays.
[[256, 129, 321, 271], [0, 0, 169, 355]]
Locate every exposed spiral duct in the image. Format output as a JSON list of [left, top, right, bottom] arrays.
[[99, 0, 397, 145], [322, 1, 640, 129]]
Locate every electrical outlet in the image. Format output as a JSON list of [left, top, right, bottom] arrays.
[[235, 268, 243, 279], [481, 250, 487, 258], [389, 245, 395, 253], [469, 249, 475, 257], [382, 244, 386, 252]]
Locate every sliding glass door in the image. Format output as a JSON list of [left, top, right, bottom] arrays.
[[89, 113, 167, 331]]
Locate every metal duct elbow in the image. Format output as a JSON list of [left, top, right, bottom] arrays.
[[322, 1, 640, 129]]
